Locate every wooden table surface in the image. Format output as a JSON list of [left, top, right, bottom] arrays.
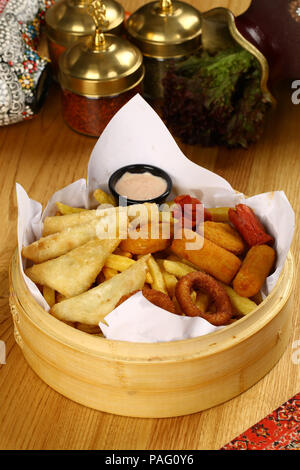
[[0, 0, 299, 451]]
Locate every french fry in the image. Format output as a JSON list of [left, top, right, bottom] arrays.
[[93, 188, 116, 206], [104, 253, 153, 284], [167, 254, 182, 262], [233, 245, 276, 298], [222, 284, 258, 316], [203, 221, 245, 255], [167, 254, 202, 271], [113, 247, 133, 258], [190, 290, 214, 314], [42, 285, 56, 307], [102, 266, 118, 280], [104, 253, 135, 271], [56, 202, 86, 215], [171, 229, 241, 285], [162, 271, 178, 298], [145, 273, 154, 285], [163, 259, 197, 278], [147, 256, 168, 294], [206, 207, 230, 223], [194, 291, 210, 312]]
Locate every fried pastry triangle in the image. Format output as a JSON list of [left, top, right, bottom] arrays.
[[22, 209, 128, 264], [50, 255, 150, 325], [26, 239, 120, 298]]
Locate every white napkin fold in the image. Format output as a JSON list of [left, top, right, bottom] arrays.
[[99, 292, 221, 342]]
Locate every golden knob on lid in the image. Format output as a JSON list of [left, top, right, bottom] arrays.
[[126, 0, 202, 59], [125, 0, 202, 100], [58, 0, 144, 137], [45, 0, 124, 76]]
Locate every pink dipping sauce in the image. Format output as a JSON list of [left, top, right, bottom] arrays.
[[115, 172, 167, 201]]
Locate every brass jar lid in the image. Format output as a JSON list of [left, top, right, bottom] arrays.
[[46, 0, 124, 47], [126, 0, 202, 59], [59, 33, 144, 98]]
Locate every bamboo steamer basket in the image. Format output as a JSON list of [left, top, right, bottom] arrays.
[[9, 249, 294, 418]]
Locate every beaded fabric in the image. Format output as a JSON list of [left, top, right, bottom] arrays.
[[0, 0, 54, 126]]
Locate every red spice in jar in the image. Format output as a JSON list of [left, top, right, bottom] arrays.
[[48, 39, 66, 80], [62, 86, 141, 137]]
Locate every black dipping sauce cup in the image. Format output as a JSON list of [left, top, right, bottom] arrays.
[[108, 164, 173, 206]]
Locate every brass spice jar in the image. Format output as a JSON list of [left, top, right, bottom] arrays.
[[45, 0, 124, 78], [58, 2, 144, 137], [126, 0, 202, 101]]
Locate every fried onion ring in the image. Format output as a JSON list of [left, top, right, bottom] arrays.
[[116, 287, 176, 314], [175, 272, 233, 326], [142, 286, 176, 314]]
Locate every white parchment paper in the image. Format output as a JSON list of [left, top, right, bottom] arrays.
[[16, 94, 295, 342]]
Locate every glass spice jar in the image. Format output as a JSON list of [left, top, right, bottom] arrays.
[[45, 0, 124, 79], [61, 86, 141, 137], [59, 31, 144, 137], [125, 0, 202, 102]]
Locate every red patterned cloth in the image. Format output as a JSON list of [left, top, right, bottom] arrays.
[[221, 393, 300, 450]]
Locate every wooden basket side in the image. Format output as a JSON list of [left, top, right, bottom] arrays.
[[9, 287, 294, 417]]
